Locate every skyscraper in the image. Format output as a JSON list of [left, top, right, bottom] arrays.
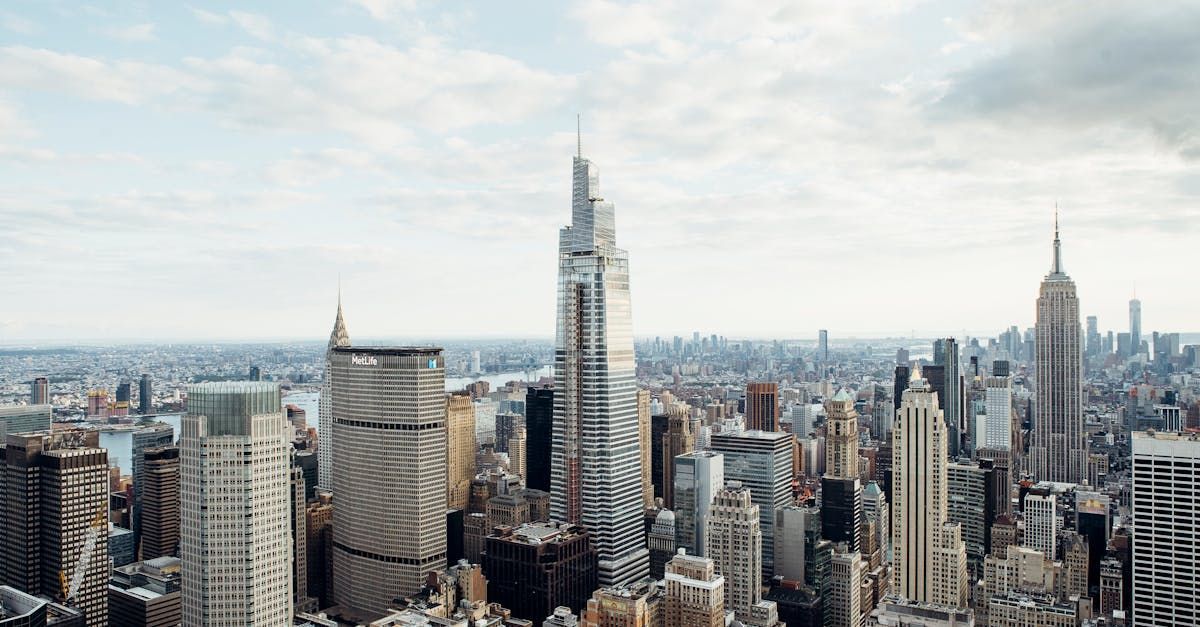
[[1030, 218, 1088, 483], [891, 368, 967, 608], [140, 446, 180, 561], [983, 361, 1013, 451], [673, 451, 723, 556], [525, 385, 554, 493], [745, 382, 779, 432], [1, 430, 110, 627], [131, 422, 173, 555], [705, 482, 780, 627], [138, 374, 153, 415], [446, 392, 476, 512], [638, 389, 654, 508], [1085, 316, 1100, 357], [822, 389, 863, 552], [550, 139, 648, 586], [331, 347, 447, 614], [180, 382, 292, 626], [1131, 431, 1198, 625], [661, 404, 695, 509], [818, 329, 829, 363], [319, 291, 351, 491], [30, 376, 48, 405], [1129, 297, 1142, 358], [937, 338, 964, 457], [663, 550, 725, 627], [0, 404, 51, 443], [709, 430, 793, 578]]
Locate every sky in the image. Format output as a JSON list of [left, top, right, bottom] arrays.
[[0, 1, 1197, 343]]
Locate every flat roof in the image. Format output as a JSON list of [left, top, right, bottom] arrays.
[[332, 346, 443, 355]]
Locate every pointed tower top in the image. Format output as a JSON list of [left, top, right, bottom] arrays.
[[1050, 204, 1065, 277], [576, 113, 582, 158], [328, 284, 350, 351]]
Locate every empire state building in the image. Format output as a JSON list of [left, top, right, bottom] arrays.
[[1030, 216, 1088, 483], [550, 134, 649, 587]]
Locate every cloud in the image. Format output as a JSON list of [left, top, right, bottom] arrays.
[[934, 2, 1200, 159], [0, 11, 37, 34], [102, 23, 157, 42], [229, 11, 274, 41]]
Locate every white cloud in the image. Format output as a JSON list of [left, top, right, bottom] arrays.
[[102, 23, 157, 42]]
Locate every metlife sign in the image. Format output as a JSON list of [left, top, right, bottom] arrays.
[[351, 354, 378, 366]]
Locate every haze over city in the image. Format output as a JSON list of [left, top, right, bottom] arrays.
[[2, 1, 1198, 342]]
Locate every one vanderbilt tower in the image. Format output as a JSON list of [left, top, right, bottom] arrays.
[[550, 126, 649, 586]]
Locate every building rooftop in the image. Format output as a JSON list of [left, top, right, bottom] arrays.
[[332, 346, 443, 356]]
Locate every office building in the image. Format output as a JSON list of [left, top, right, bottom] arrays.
[[868, 596, 975, 626], [180, 382, 292, 627], [661, 404, 696, 509], [1, 430, 109, 627], [495, 412, 519, 454], [140, 446, 179, 560], [663, 550, 725, 627], [319, 291, 351, 491], [0, 586, 85, 627], [705, 482, 780, 627], [935, 338, 964, 457], [746, 382, 780, 432], [30, 377, 49, 406], [138, 374, 152, 415], [0, 405, 51, 443], [510, 423, 527, 481], [891, 368, 967, 608], [862, 482, 889, 564], [1023, 491, 1056, 561], [580, 579, 662, 627], [673, 451, 723, 556], [305, 493, 334, 608], [828, 550, 866, 627], [1130, 430, 1199, 626], [550, 143, 648, 587], [108, 557, 182, 627], [892, 365, 909, 419], [774, 505, 818, 582], [1030, 219, 1088, 483], [483, 522, 597, 621], [447, 392, 476, 511], [709, 429, 792, 577], [946, 461, 996, 580], [1075, 491, 1110, 606], [290, 465, 307, 607], [638, 389, 654, 508], [525, 386, 554, 493], [983, 362, 1012, 451], [648, 509, 677, 579], [331, 347, 447, 615], [109, 526, 135, 568], [819, 330, 829, 362], [822, 389, 863, 552], [131, 422, 173, 554]]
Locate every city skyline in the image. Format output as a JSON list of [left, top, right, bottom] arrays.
[[2, 2, 1199, 342]]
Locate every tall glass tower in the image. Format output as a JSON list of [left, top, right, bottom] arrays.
[[550, 138, 649, 586], [1030, 216, 1088, 483]]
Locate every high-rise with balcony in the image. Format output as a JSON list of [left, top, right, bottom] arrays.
[[330, 347, 447, 615], [180, 382, 292, 627], [1030, 218, 1088, 483], [319, 291, 351, 491], [550, 138, 648, 586]]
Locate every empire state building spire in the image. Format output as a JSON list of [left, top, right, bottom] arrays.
[[1050, 206, 1066, 278]]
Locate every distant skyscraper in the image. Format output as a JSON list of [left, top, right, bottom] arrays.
[[116, 382, 132, 403], [140, 446, 180, 560], [673, 451, 723, 556], [745, 382, 780, 432], [1030, 218, 1088, 483], [706, 482, 780, 627], [331, 347, 447, 614], [983, 361, 1013, 450], [818, 330, 829, 363], [30, 376, 48, 405], [709, 430, 793, 578], [1085, 316, 1100, 357], [138, 374, 153, 415], [1, 430, 110, 627], [180, 382, 292, 627], [1129, 297, 1142, 358], [893, 365, 909, 414], [319, 291, 350, 491], [0, 404, 51, 443], [551, 141, 648, 586], [446, 392, 476, 512], [939, 338, 964, 457], [525, 385, 554, 493], [1131, 431, 1199, 626]]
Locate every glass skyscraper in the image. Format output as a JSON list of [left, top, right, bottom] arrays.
[[550, 142, 648, 587]]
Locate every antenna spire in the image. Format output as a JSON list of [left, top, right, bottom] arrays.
[[576, 113, 581, 158]]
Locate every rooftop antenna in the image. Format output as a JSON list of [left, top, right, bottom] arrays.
[[337, 273, 342, 307], [576, 113, 582, 158]]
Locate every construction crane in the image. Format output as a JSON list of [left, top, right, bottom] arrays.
[[59, 506, 106, 604]]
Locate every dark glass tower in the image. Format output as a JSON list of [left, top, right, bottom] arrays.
[[524, 385, 554, 493]]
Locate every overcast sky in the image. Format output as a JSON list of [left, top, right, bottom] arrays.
[[0, 1, 1196, 343]]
